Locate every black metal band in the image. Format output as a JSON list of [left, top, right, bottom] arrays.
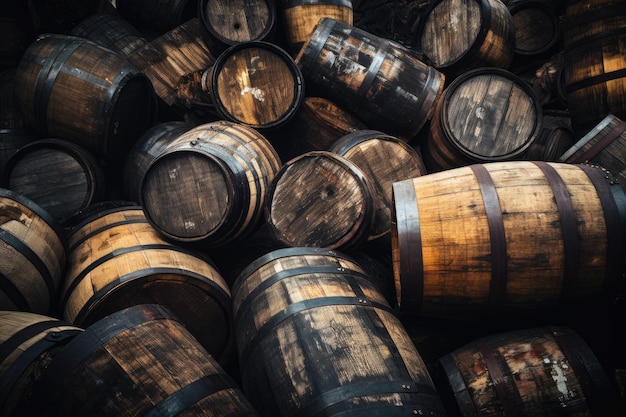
[[0, 270, 31, 311], [476, 340, 520, 417], [572, 120, 626, 163]]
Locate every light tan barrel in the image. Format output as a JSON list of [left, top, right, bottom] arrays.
[[391, 161, 626, 318], [232, 247, 448, 417], [0, 311, 82, 417], [60, 206, 234, 364], [0, 188, 66, 315]]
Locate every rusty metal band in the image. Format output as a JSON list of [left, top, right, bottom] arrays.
[[476, 340, 520, 417], [571, 120, 626, 163], [357, 38, 389, 97], [392, 180, 423, 312], [532, 162, 579, 303], [470, 165, 507, 309]]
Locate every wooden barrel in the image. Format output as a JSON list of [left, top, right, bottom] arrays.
[[329, 130, 427, 240], [232, 247, 448, 417], [203, 41, 304, 130], [522, 109, 575, 161], [295, 17, 445, 140], [265, 151, 373, 252], [35, 304, 260, 417], [506, 0, 562, 58], [391, 161, 626, 318], [60, 206, 234, 363], [0, 188, 66, 315], [115, 0, 198, 33], [439, 326, 618, 416], [14, 34, 157, 163], [198, 0, 277, 56], [123, 120, 192, 203], [267, 96, 368, 162], [3, 138, 106, 223], [0, 311, 82, 417], [417, 0, 515, 76], [562, 0, 626, 137], [69, 10, 148, 57], [141, 120, 282, 247], [558, 114, 626, 195], [279, 0, 353, 55], [423, 67, 542, 172]]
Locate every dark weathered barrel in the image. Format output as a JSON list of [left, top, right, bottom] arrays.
[[417, 0, 515, 76], [60, 206, 234, 364], [329, 130, 427, 240], [0, 188, 66, 315], [521, 109, 575, 161], [439, 326, 619, 416], [14, 34, 157, 163], [0, 311, 82, 417], [198, 0, 277, 56], [3, 138, 106, 222], [265, 151, 373, 251], [562, 0, 626, 137], [35, 304, 260, 417], [391, 161, 626, 318], [295, 17, 445, 140], [141, 120, 282, 247], [506, 0, 562, 58], [232, 247, 448, 417], [423, 67, 542, 172]]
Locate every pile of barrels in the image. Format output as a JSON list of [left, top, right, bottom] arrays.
[[1, 0, 625, 416]]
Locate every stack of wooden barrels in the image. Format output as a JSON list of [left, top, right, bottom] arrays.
[[1, 0, 625, 416]]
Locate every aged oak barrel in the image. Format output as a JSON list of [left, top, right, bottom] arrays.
[[203, 41, 304, 130], [423, 67, 542, 172], [562, 0, 626, 137], [417, 0, 515, 76], [3, 138, 106, 223], [522, 109, 575, 162], [60, 206, 234, 364], [198, 0, 277, 56], [558, 114, 626, 196], [123, 120, 192, 203], [141, 120, 282, 247], [295, 17, 445, 140], [329, 130, 427, 241], [0, 188, 66, 315], [265, 151, 373, 252], [69, 9, 148, 57], [391, 161, 626, 319], [0, 311, 82, 417], [232, 247, 448, 417], [279, 0, 353, 55], [14, 34, 157, 163], [439, 326, 619, 416], [505, 0, 562, 59], [35, 304, 260, 417]]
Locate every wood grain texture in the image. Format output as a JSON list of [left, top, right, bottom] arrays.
[[559, 114, 626, 195], [562, 0, 626, 137], [522, 110, 575, 161], [123, 121, 192, 203], [439, 326, 618, 416], [207, 41, 304, 129], [36, 304, 259, 417], [4, 139, 105, 222], [329, 130, 427, 240], [61, 206, 234, 363], [0, 311, 82, 417], [424, 67, 541, 172], [507, 0, 560, 57], [418, 0, 515, 74], [141, 120, 281, 246], [14, 34, 157, 162], [199, 0, 276, 55], [232, 247, 447, 417], [265, 151, 373, 251], [281, 0, 353, 55], [295, 17, 445, 139], [391, 161, 625, 319], [0, 188, 66, 315]]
